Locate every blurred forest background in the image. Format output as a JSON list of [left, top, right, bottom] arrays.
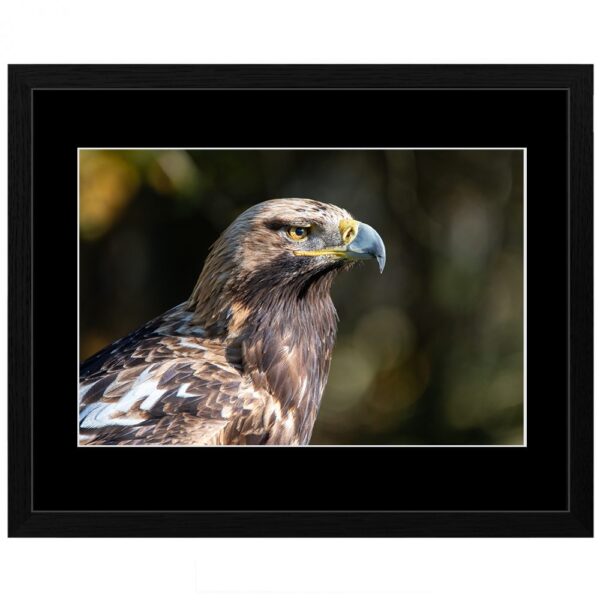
[[79, 149, 524, 445]]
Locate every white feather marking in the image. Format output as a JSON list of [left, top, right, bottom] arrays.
[[81, 405, 148, 428], [78, 382, 95, 402], [283, 412, 295, 431], [138, 385, 166, 410], [81, 405, 136, 428], [297, 377, 308, 400], [114, 366, 163, 412], [79, 366, 165, 428], [109, 416, 150, 426], [178, 339, 205, 350], [271, 401, 282, 421], [176, 383, 197, 398]]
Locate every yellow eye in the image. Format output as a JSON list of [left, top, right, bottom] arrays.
[[287, 226, 310, 241]]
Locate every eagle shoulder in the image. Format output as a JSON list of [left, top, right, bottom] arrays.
[[79, 305, 279, 445]]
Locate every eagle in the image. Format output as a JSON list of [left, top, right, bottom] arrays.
[[79, 198, 386, 445]]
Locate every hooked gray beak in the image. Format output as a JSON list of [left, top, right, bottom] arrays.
[[293, 219, 386, 273], [346, 221, 386, 273]]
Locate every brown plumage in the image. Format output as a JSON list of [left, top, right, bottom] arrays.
[[79, 198, 385, 445]]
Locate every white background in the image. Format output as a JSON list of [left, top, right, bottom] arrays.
[[0, 2, 597, 599]]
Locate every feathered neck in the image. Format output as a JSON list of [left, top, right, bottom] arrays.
[[186, 252, 341, 440], [186, 250, 342, 340]]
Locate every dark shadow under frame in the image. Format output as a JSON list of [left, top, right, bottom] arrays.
[[8, 64, 593, 537]]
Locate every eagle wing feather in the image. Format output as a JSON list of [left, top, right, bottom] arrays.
[[79, 305, 273, 445]]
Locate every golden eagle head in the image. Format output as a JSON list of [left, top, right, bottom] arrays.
[[187, 198, 386, 334]]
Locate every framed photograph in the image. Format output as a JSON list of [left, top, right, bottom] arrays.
[[8, 65, 592, 536]]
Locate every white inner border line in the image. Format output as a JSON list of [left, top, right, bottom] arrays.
[[76, 147, 527, 449]]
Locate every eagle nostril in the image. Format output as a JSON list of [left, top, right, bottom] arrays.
[[339, 219, 359, 245]]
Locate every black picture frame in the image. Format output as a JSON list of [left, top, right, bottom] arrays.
[[8, 65, 593, 537]]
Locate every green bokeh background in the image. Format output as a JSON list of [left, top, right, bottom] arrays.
[[79, 149, 524, 445]]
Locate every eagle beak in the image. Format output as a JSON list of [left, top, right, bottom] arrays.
[[294, 220, 386, 272], [345, 221, 386, 273]]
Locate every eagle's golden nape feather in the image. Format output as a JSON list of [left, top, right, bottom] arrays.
[[79, 198, 386, 445]]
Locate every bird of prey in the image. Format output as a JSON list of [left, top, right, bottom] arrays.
[[79, 198, 385, 445]]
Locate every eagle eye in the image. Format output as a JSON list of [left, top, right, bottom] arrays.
[[287, 226, 310, 241]]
